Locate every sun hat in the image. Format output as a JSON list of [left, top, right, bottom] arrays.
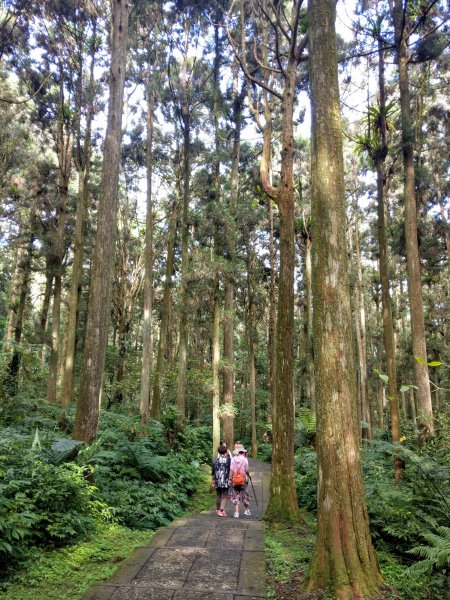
[[236, 444, 247, 454]]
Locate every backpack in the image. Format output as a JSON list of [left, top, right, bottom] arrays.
[[213, 455, 230, 488], [233, 458, 246, 486]]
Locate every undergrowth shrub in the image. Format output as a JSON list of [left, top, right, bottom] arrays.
[[0, 402, 209, 579], [258, 443, 272, 463], [294, 448, 317, 511], [363, 441, 450, 553], [0, 431, 109, 574]]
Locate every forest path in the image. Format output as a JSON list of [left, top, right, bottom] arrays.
[[82, 458, 271, 600]]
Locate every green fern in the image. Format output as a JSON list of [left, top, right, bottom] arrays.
[[408, 526, 450, 576]]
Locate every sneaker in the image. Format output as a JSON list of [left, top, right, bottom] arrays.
[[216, 509, 221, 516], [234, 512, 239, 518], [244, 509, 251, 516], [218, 510, 227, 517]]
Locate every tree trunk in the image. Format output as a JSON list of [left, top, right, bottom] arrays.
[[73, 0, 129, 442], [248, 240, 257, 459], [212, 275, 221, 459], [264, 62, 299, 525], [267, 194, 277, 421], [61, 28, 96, 406], [152, 191, 179, 419], [307, 1, 382, 596], [140, 82, 154, 424], [176, 108, 190, 421], [222, 67, 243, 446], [375, 33, 403, 479], [38, 255, 53, 362], [4, 223, 34, 395], [305, 233, 315, 413], [391, 0, 434, 435], [353, 204, 371, 439], [46, 178, 70, 404], [4, 220, 31, 353]]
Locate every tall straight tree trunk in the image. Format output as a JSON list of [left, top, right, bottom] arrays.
[[351, 203, 371, 439], [73, 0, 129, 442], [265, 62, 300, 525], [307, 0, 382, 596], [46, 175, 70, 404], [390, 0, 434, 435], [212, 21, 223, 454], [4, 220, 31, 352], [140, 82, 154, 423], [212, 273, 221, 459], [267, 194, 277, 419], [38, 253, 53, 361], [176, 108, 190, 420], [152, 190, 179, 419], [47, 72, 73, 405], [61, 27, 96, 407], [4, 222, 34, 394], [305, 233, 315, 413], [375, 34, 402, 480], [247, 239, 257, 459], [222, 66, 243, 445]]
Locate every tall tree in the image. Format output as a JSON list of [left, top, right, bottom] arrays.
[[73, 0, 129, 442], [61, 16, 98, 407], [139, 80, 155, 423], [227, 0, 307, 525], [307, 0, 382, 596], [389, 0, 434, 435], [222, 63, 244, 447]]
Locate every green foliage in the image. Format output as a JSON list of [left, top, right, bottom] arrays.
[[408, 527, 450, 584], [295, 407, 316, 448], [294, 448, 317, 511], [0, 524, 154, 599], [0, 401, 210, 581], [265, 521, 315, 599], [257, 443, 272, 463], [363, 441, 450, 552]]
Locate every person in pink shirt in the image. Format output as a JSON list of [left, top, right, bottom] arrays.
[[229, 444, 251, 518]]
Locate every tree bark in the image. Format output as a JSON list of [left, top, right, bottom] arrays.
[[61, 26, 96, 406], [353, 203, 371, 439], [73, 0, 129, 442], [140, 82, 154, 424], [152, 190, 179, 419], [375, 34, 403, 480], [4, 220, 34, 395], [222, 65, 243, 446], [264, 61, 300, 525], [176, 108, 190, 421], [304, 233, 315, 413], [267, 194, 277, 420], [307, 1, 382, 596], [212, 274, 221, 459], [247, 239, 257, 459], [38, 255, 53, 362], [212, 21, 223, 455], [390, 0, 434, 435]]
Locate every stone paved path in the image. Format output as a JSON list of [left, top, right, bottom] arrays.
[[82, 459, 271, 600]]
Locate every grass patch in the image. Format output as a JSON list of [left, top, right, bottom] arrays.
[[265, 518, 317, 599], [181, 468, 214, 515], [0, 467, 214, 600], [265, 518, 430, 600], [0, 524, 154, 600]]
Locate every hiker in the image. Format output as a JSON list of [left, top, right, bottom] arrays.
[[230, 444, 251, 518], [232, 440, 242, 456], [211, 443, 231, 517]]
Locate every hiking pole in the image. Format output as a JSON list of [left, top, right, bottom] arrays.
[[248, 474, 258, 506]]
